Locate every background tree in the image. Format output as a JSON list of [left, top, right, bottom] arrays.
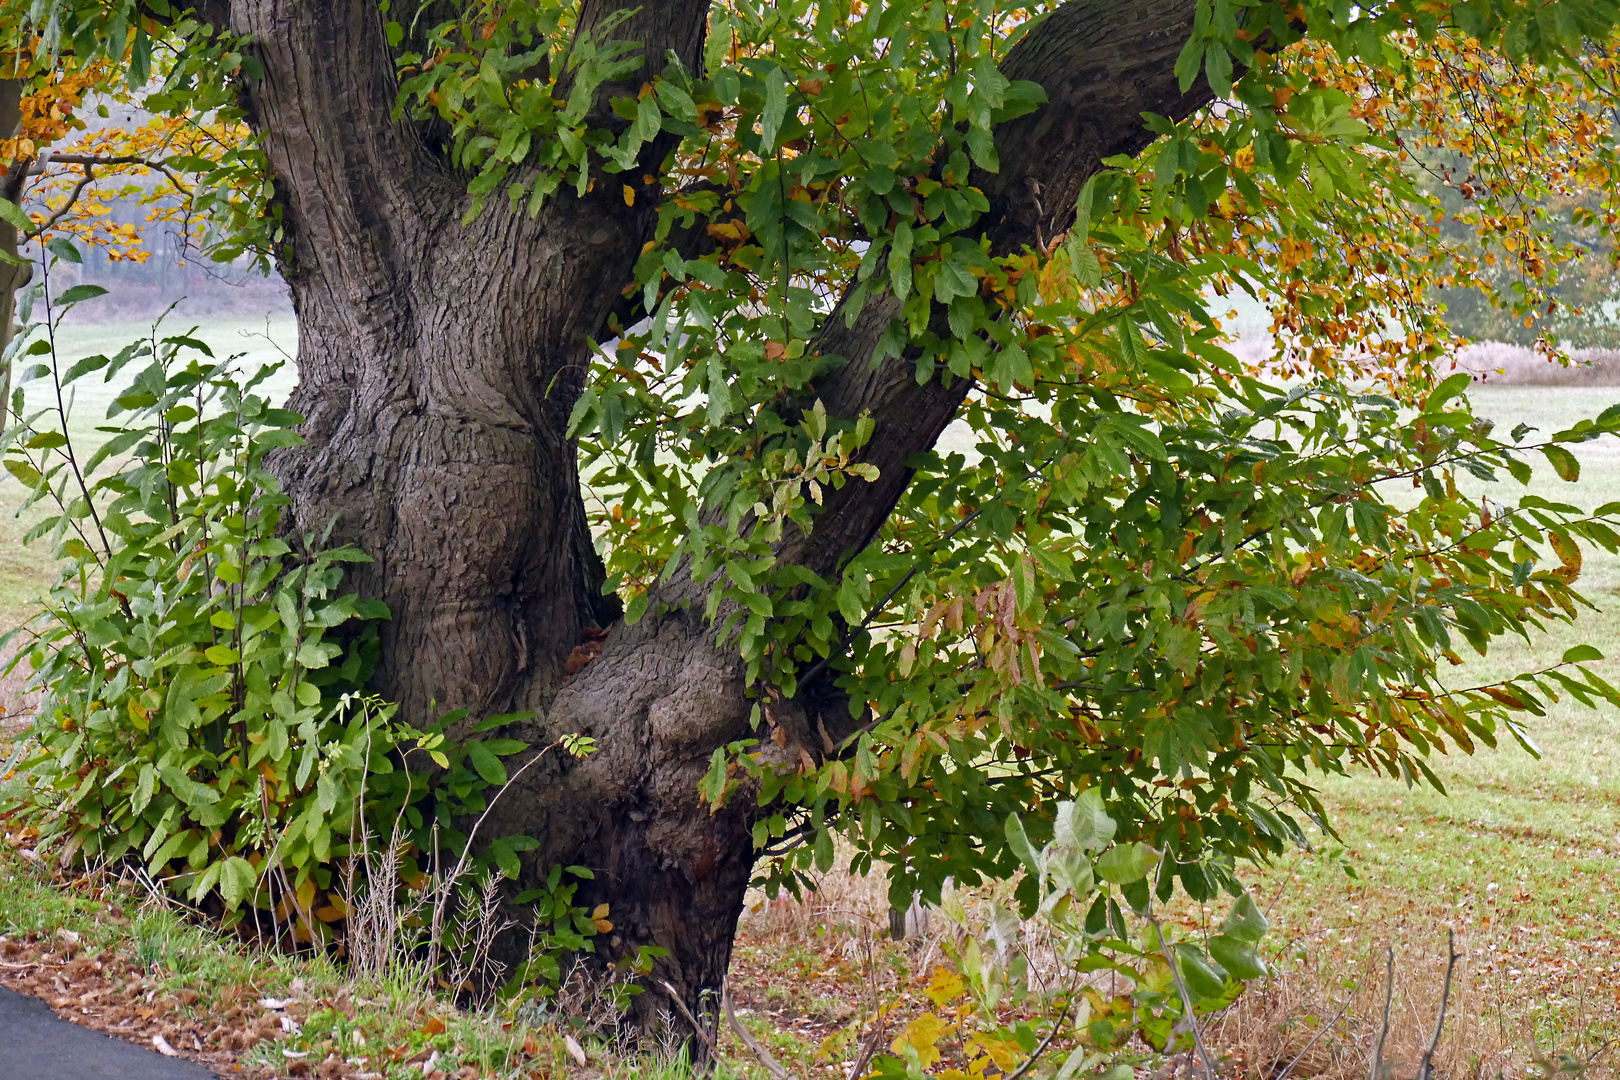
[[12, 0, 1620, 1053]]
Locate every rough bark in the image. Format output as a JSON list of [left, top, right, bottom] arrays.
[[224, 0, 1210, 1052], [0, 78, 30, 427]]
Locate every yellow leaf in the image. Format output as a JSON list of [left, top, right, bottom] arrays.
[[891, 1012, 952, 1068], [923, 965, 964, 1009], [975, 1033, 1024, 1070], [592, 902, 610, 920], [1549, 531, 1582, 581], [622, 185, 635, 206]]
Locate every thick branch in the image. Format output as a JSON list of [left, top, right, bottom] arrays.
[[786, 0, 1210, 579]]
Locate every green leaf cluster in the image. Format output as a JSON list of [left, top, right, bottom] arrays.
[[0, 276, 533, 925]]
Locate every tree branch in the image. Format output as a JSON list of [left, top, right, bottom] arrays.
[[781, 0, 1211, 582]]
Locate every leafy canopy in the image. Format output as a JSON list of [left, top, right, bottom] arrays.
[[12, 0, 1620, 1017]]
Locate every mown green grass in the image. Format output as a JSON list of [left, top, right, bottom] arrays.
[[1, 315, 297, 631], [1231, 384, 1620, 1072]]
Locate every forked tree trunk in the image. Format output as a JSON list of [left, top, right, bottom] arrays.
[[227, 0, 1210, 1052]]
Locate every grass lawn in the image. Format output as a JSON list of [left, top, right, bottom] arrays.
[[1194, 384, 1620, 1076]]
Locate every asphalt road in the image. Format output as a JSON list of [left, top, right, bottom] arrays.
[[0, 985, 218, 1079]]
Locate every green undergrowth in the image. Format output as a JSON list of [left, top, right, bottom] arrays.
[[0, 846, 730, 1078]]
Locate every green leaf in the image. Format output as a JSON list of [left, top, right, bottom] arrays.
[[466, 740, 508, 787], [1222, 893, 1268, 943], [46, 237, 82, 264], [219, 857, 258, 909], [1208, 933, 1267, 980], [488, 838, 522, 879], [3, 460, 42, 488], [1055, 790, 1116, 852], [760, 65, 788, 153], [1174, 944, 1227, 1001], [204, 645, 239, 666], [1094, 842, 1156, 884], [1563, 644, 1604, 664], [1541, 445, 1580, 482], [57, 284, 108, 304], [1004, 812, 1041, 876], [1424, 372, 1473, 413], [0, 198, 29, 232]]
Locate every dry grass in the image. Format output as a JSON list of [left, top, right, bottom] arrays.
[[1204, 922, 1591, 1080], [1449, 343, 1620, 387]]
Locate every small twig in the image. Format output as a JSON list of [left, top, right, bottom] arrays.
[[1147, 912, 1217, 1080], [1003, 994, 1073, 1080], [846, 1022, 887, 1080], [657, 978, 723, 1064], [1416, 931, 1460, 1080], [1274, 997, 1354, 1080], [24, 163, 97, 242], [723, 989, 793, 1080], [1369, 947, 1395, 1080]]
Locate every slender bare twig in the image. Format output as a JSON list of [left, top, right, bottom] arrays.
[[1274, 997, 1354, 1080], [1416, 931, 1460, 1080], [723, 989, 792, 1080], [24, 163, 97, 242], [846, 1023, 887, 1080], [1147, 912, 1217, 1080], [1003, 994, 1073, 1080], [1369, 947, 1395, 1080], [656, 978, 724, 1064]]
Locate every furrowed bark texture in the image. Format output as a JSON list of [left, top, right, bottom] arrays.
[[225, 0, 1207, 1049], [1, 79, 30, 426]]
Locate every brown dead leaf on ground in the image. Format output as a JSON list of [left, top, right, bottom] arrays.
[[0, 930, 280, 1078]]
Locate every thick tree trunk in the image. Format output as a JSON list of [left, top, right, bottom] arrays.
[[225, 0, 1209, 1054], [1, 78, 30, 426]]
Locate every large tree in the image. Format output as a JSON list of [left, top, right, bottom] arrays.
[[11, 0, 1620, 1053]]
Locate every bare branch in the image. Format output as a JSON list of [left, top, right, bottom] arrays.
[[1415, 931, 1460, 1080], [656, 977, 724, 1063], [1003, 992, 1074, 1080], [1148, 911, 1217, 1080], [1274, 997, 1353, 1080], [723, 990, 793, 1080], [1369, 947, 1395, 1080]]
